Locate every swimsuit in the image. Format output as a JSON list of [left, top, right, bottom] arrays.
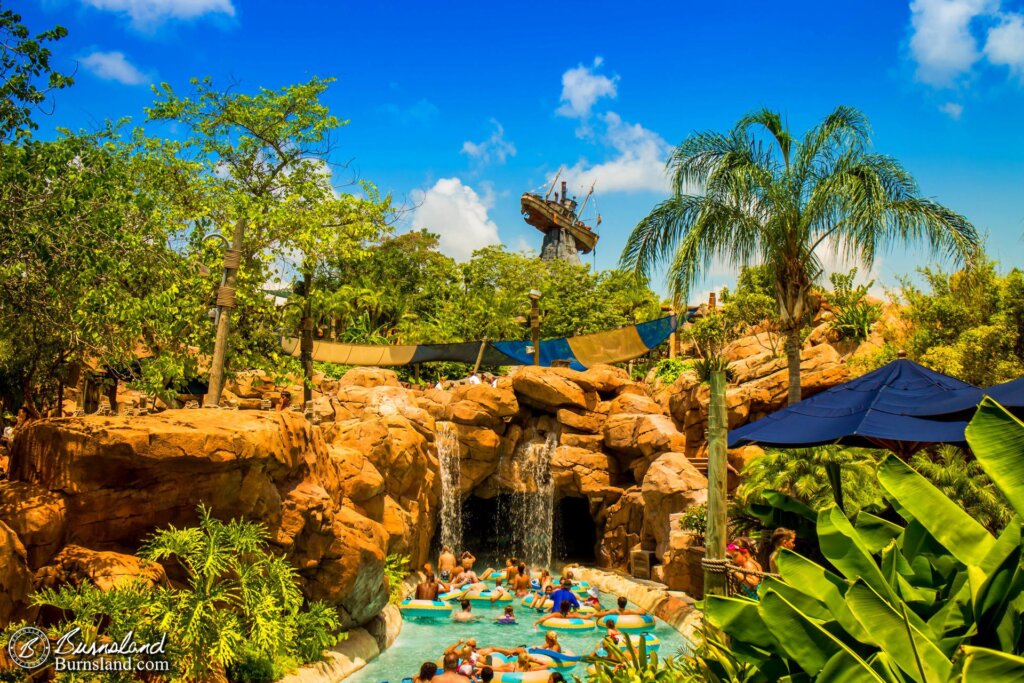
[[440, 570, 451, 582]]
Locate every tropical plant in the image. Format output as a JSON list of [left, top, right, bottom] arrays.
[[621, 106, 979, 407], [19, 506, 342, 681], [702, 398, 1024, 682], [586, 638, 690, 682], [825, 268, 881, 341], [679, 502, 707, 544], [384, 553, 410, 604], [909, 445, 1012, 534], [652, 358, 694, 384]]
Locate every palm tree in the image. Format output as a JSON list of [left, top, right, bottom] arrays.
[[621, 106, 979, 405]]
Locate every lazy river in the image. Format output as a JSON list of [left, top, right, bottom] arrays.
[[346, 588, 690, 683]]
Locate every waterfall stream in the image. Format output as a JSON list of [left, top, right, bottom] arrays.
[[511, 430, 557, 568], [436, 421, 463, 553]]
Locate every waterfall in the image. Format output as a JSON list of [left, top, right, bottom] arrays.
[[512, 430, 557, 568], [436, 421, 463, 553]]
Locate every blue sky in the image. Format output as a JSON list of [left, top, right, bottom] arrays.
[[18, 0, 1024, 302]]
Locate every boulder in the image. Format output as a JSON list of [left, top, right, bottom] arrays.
[[641, 453, 708, 558], [0, 481, 67, 569], [579, 364, 635, 395], [34, 545, 169, 592], [603, 413, 686, 458], [551, 446, 616, 497], [556, 407, 605, 434], [337, 367, 400, 388], [608, 392, 663, 416], [0, 521, 32, 625], [597, 488, 645, 569], [510, 367, 588, 411], [7, 410, 390, 629], [559, 431, 604, 452], [449, 384, 518, 428]]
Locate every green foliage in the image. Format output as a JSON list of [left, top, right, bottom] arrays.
[[825, 268, 881, 341], [909, 445, 1012, 534], [586, 638, 691, 682], [898, 261, 1024, 385], [678, 502, 707, 544], [27, 506, 342, 681], [734, 446, 885, 515], [653, 358, 695, 384], [0, 7, 74, 140], [702, 400, 1024, 682], [384, 553, 410, 604]]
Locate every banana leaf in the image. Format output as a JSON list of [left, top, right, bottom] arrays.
[[854, 510, 905, 554], [955, 646, 1024, 681], [703, 594, 779, 650], [758, 590, 885, 682], [965, 398, 1024, 519], [818, 506, 900, 605], [877, 456, 995, 567], [844, 580, 952, 683]]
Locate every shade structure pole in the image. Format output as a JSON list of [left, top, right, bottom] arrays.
[[530, 296, 541, 366], [206, 217, 245, 406], [705, 368, 729, 596], [300, 270, 313, 405]]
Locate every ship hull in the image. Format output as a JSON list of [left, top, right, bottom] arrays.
[[521, 193, 599, 254]]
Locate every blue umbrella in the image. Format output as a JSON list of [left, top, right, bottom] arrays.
[[728, 355, 975, 457], [902, 376, 1024, 418]]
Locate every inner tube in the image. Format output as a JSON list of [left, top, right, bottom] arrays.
[[577, 605, 597, 615], [485, 653, 553, 683], [521, 594, 552, 609], [527, 648, 579, 673], [465, 588, 513, 602], [603, 613, 656, 634], [540, 617, 595, 632], [595, 633, 661, 656], [399, 599, 452, 618], [438, 588, 466, 601]]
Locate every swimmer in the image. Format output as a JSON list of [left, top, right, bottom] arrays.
[[490, 651, 547, 673], [490, 578, 510, 603], [512, 563, 532, 596], [452, 599, 480, 623], [533, 603, 586, 627], [540, 631, 561, 654], [416, 571, 443, 600], [494, 605, 516, 624], [434, 652, 470, 683], [460, 551, 477, 571], [594, 596, 647, 620], [414, 662, 437, 683]]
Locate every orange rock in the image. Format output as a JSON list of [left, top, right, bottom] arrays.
[[337, 367, 401, 388], [34, 545, 168, 592], [0, 481, 66, 569], [510, 367, 587, 410], [0, 521, 32, 624], [556, 408, 606, 434], [641, 454, 708, 558]]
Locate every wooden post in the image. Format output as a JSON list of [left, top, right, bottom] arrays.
[[301, 270, 314, 405], [472, 338, 488, 375], [704, 368, 729, 596], [530, 297, 541, 366], [205, 218, 246, 406]]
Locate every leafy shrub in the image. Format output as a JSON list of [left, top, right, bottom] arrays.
[[384, 553, 410, 603], [824, 268, 881, 341], [678, 503, 707, 544], [652, 358, 694, 384], [22, 506, 342, 681]]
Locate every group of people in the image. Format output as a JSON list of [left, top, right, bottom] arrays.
[[727, 527, 796, 599], [409, 548, 659, 682]]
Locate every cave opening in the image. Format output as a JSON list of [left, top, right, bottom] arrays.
[[553, 495, 597, 564], [431, 492, 599, 569]]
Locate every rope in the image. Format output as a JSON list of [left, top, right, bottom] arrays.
[[702, 558, 780, 579], [222, 249, 242, 270], [216, 285, 237, 308]]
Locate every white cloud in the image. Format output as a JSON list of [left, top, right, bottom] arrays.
[[908, 0, 994, 86], [984, 13, 1024, 79], [82, 0, 235, 28], [939, 101, 964, 118], [411, 178, 500, 261], [461, 119, 516, 166], [555, 57, 618, 127], [80, 50, 149, 85], [562, 112, 671, 194]]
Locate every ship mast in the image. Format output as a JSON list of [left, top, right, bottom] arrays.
[[545, 167, 563, 201], [578, 181, 596, 216]]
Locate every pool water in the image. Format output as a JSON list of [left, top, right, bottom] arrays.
[[346, 589, 690, 683]]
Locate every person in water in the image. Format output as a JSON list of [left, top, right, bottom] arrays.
[[534, 602, 587, 627], [416, 572, 443, 600], [583, 586, 602, 609], [528, 583, 554, 611], [479, 667, 494, 683], [594, 596, 646, 619], [540, 631, 561, 653], [589, 618, 624, 656], [547, 579, 580, 613], [495, 605, 516, 624], [769, 527, 796, 573], [547, 674, 565, 683], [512, 563, 532, 596], [537, 568, 552, 589], [414, 662, 437, 683], [460, 550, 477, 570], [438, 547, 457, 583], [490, 651, 547, 673], [452, 599, 480, 622], [490, 578, 510, 603], [434, 652, 470, 683]]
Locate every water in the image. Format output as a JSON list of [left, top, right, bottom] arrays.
[[437, 422, 463, 553], [345, 593, 689, 682], [506, 431, 556, 568]]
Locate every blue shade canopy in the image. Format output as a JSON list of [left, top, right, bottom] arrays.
[[728, 358, 975, 454], [903, 376, 1024, 417]]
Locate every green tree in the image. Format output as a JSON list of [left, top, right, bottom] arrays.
[[621, 106, 979, 406], [146, 77, 390, 401], [0, 6, 73, 140]]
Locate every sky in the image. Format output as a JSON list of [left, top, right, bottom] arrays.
[[16, 0, 1024, 303]]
